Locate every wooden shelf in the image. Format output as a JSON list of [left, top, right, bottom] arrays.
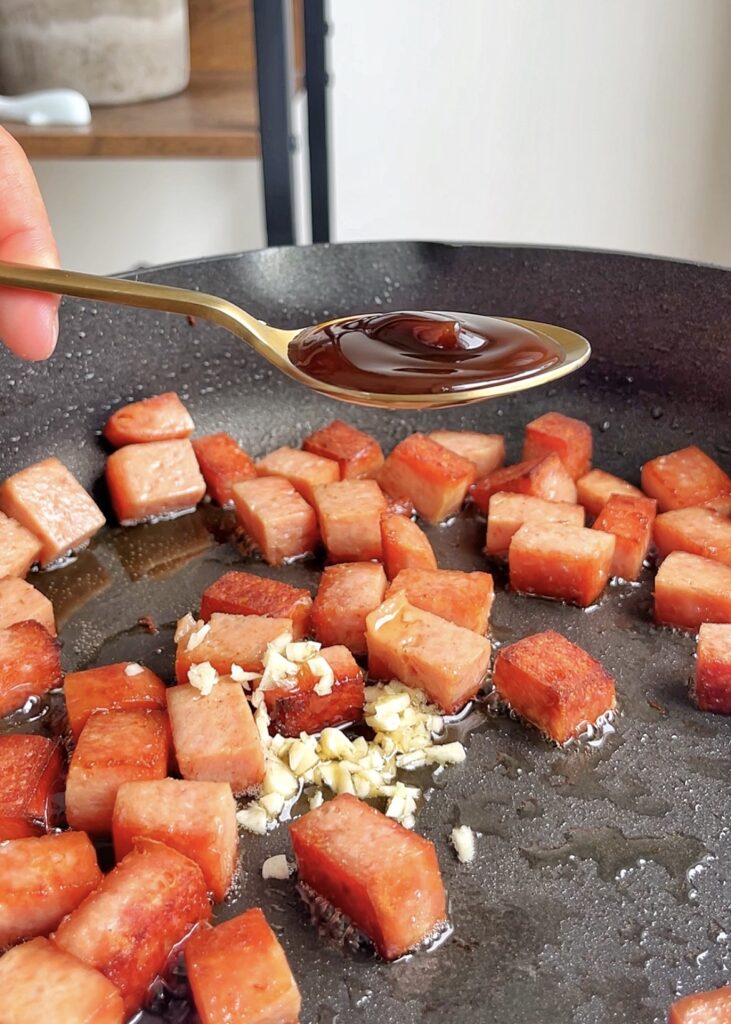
[[2, 0, 306, 160], [5, 70, 260, 159]]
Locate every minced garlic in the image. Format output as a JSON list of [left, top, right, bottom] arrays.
[[262, 759, 299, 800], [174, 612, 196, 643], [285, 640, 321, 662], [236, 804, 268, 834], [236, 679, 466, 834], [288, 737, 320, 776], [187, 661, 219, 696], [186, 622, 210, 652], [230, 663, 259, 689], [252, 632, 339, 697], [262, 854, 292, 880], [309, 655, 335, 696], [424, 741, 467, 766], [451, 825, 476, 863], [124, 662, 144, 677]]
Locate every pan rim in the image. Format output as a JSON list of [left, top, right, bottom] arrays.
[[116, 239, 731, 282]]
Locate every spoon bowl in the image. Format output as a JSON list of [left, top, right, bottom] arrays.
[[0, 260, 590, 409]]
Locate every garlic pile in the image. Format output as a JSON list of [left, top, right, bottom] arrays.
[[173, 619, 468, 833], [237, 679, 466, 834]]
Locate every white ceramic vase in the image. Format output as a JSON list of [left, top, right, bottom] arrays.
[[0, 0, 190, 105]]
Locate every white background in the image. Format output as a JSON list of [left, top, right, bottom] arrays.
[[31, 0, 731, 272]]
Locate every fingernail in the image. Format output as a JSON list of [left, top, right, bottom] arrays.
[[50, 309, 59, 352]]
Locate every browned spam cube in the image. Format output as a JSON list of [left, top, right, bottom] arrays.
[[0, 937, 124, 1024], [576, 468, 644, 518], [303, 419, 384, 479], [53, 838, 210, 1016], [493, 630, 616, 743], [379, 433, 475, 524], [0, 734, 64, 840], [106, 439, 206, 525], [485, 491, 585, 557], [694, 623, 731, 714], [104, 391, 194, 447], [256, 445, 339, 505], [192, 432, 257, 506], [233, 475, 319, 565], [654, 551, 731, 631], [65, 710, 170, 835], [366, 591, 491, 713], [641, 445, 731, 511], [470, 453, 578, 513], [312, 479, 387, 561], [428, 430, 505, 479], [167, 682, 265, 795], [0, 576, 56, 634], [0, 620, 62, 718], [386, 567, 494, 634], [669, 986, 731, 1024], [0, 457, 105, 566], [113, 778, 238, 902], [508, 522, 615, 606], [523, 411, 592, 480], [200, 570, 312, 640], [380, 511, 437, 579], [290, 794, 447, 960], [175, 611, 293, 684], [63, 662, 167, 742], [311, 562, 388, 655], [654, 506, 731, 568], [265, 644, 365, 736], [0, 830, 102, 948], [0, 510, 42, 578], [592, 494, 656, 581], [185, 909, 302, 1024]]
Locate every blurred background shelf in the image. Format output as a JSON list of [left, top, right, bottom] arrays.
[[6, 70, 261, 159], [3, 0, 306, 161], [0, 1, 727, 271], [1, 0, 326, 249]]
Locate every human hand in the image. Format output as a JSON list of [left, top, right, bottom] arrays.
[[0, 127, 60, 360]]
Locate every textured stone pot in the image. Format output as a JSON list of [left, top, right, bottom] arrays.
[[0, 0, 189, 105]]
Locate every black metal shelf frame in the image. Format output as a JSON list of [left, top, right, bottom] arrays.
[[254, 0, 331, 246]]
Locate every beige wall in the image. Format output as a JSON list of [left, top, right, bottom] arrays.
[[329, 0, 731, 266], [31, 0, 731, 271], [32, 158, 266, 274]]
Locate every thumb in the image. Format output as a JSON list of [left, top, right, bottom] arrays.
[[0, 128, 60, 361]]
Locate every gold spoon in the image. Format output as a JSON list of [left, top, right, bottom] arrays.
[[0, 259, 590, 410]]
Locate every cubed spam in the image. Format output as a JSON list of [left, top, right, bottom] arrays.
[[366, 591, 490, 713], [493, 630, 615, 743], [290, 793, 447, 959]]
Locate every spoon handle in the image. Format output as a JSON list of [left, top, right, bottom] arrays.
[[0, 259, 288, 360]]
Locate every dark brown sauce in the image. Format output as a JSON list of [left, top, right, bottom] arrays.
[[288, 311, 563, 395]]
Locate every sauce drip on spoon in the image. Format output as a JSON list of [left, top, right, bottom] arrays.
[[288, 311, 563, 395]]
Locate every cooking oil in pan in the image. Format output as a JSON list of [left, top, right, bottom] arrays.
[[12, 483, 729, 1022], [521, 825, 708, 899]]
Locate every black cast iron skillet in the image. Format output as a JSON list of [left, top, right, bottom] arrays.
[[1, 242, 729, 1024]]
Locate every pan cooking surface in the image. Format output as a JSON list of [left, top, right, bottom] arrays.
[[1, 242, 729, 1024]]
